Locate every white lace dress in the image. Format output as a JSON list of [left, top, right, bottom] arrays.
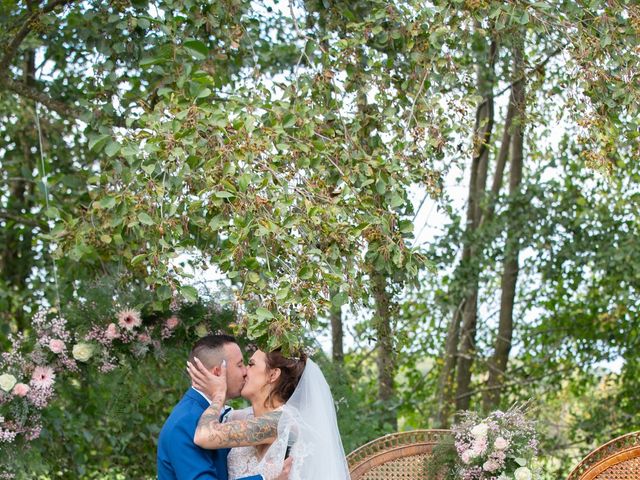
[[226, 407, 284, 480]]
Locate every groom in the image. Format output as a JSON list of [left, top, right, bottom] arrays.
[[157, 334, 290, 480]]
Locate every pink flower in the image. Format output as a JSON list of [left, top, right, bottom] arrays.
[[461, 449, 474, 464], [483, 459, 500, 472], [471, 437, 487, 457], [117, 309, 141, 331], [12, 383, 30, 397], [165, 316, 180, 330], [137, 333, 151, 344], [48, 339, 65, 354], [31, 366, 55, 389], [105, 323, 119, 340]]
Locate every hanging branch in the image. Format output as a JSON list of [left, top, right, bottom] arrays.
[[1, 76, 83, 119], [0, 0, 76, 74], [0, 0, 84, 120]]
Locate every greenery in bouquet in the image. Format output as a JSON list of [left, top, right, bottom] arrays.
[[453, 406, 538, 480]]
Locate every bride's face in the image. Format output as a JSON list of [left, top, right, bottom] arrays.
[[241, 350, 277, 402]]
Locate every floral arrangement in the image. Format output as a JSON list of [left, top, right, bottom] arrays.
[[426, 405, 538, 480], [0, 306, 182, 448]]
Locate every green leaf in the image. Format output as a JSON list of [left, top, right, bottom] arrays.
[[208, 214, 226, 230], [156, 285, 172, 300], [299, 265, 313, 279], [215, 191, 235, 199], [97, 196, 117, 209], [256, 307, 274, 320], [183, 40, 209, 60], [331, 292, 348, 307], [247, 271, 260, 283], [276, 285, 290, 301], [141, 163, 157, 175], [180, 285, 198, 303], [45, 207, 60, 218], [282, 114, 296, 129], [105, 140, 120, 157], [88, 134, 111, 152], [137, 212, 155, 225], [131, 254, 146, 266], [388, 193, 404, 208], [196, 87, 212, 99]]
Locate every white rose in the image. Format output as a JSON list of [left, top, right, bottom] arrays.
[[470, 423, 489, 438], [0, 373, 17, 392], [195, 324, 208, 338], [72, 343, 95, 362], [494, 436, 509, 450], [514, 467, 532, 480]]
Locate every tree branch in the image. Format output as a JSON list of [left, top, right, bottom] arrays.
[[0, 76, 83, 119], [0, 211, 46, 228], [478, 44, 566, 109], [0, 0, 76, 75]]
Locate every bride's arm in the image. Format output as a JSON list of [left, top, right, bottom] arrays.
[[194, 401, 281, 449]]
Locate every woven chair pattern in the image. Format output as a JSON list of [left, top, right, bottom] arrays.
[[347, 430, 451, 480], [566, 431, 640, 480]]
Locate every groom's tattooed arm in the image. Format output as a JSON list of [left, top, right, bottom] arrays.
[[194, 401, 281, 449]]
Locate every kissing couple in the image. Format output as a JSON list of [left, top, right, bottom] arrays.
[[157, 334, 351, 479]]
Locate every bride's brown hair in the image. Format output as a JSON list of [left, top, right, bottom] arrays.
[[265, 349, 307, 406]]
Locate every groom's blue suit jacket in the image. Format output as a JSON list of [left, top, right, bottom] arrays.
[[157, 388, 263, 480]]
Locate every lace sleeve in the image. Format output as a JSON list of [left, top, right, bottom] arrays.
[[226, 407, 253, 422]]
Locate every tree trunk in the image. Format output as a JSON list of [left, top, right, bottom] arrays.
[[452, 37, 497, 413], [483, 37, 526, 412], [434, 299, 464, 427], [1, 48, 37, 332], [329, 296, 344, 364], [372, 272, 397, 430]]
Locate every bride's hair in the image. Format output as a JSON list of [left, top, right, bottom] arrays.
[[265, 349, 307, 406]]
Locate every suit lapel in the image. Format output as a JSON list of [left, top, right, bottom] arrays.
[[185, 388, 231, 458]]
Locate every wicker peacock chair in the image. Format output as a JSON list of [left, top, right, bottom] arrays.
[[346, 429, 452, 480], [566, 431, 640, 480]]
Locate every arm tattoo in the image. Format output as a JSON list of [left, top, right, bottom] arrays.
[[195, 406, 281, 449]]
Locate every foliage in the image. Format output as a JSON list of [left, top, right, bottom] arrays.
[[424, 440, 457, 480], [1, 1, 639, 478]]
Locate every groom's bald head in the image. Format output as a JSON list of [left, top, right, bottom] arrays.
[[189, 334, 238, 370]]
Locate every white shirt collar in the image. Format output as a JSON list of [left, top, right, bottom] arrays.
[[192, 387, 212, 405], [191, 387, 230, 418]]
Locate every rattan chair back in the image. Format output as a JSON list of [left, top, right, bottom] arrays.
[[346, 429, 451, 480], [567, 431, 640, 480]]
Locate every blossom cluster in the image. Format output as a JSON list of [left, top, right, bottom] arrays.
[[452, 406, 538, 480], [0, 307, 182, 447]]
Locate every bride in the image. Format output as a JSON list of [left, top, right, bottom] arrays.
[[187, 348, 351, 480]]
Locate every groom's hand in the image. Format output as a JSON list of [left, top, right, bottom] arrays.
[[187, 357, 227, 402], [272, 457, 293, 480]]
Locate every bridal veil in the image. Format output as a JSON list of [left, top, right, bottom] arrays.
[[256, 358, 351, 479]]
